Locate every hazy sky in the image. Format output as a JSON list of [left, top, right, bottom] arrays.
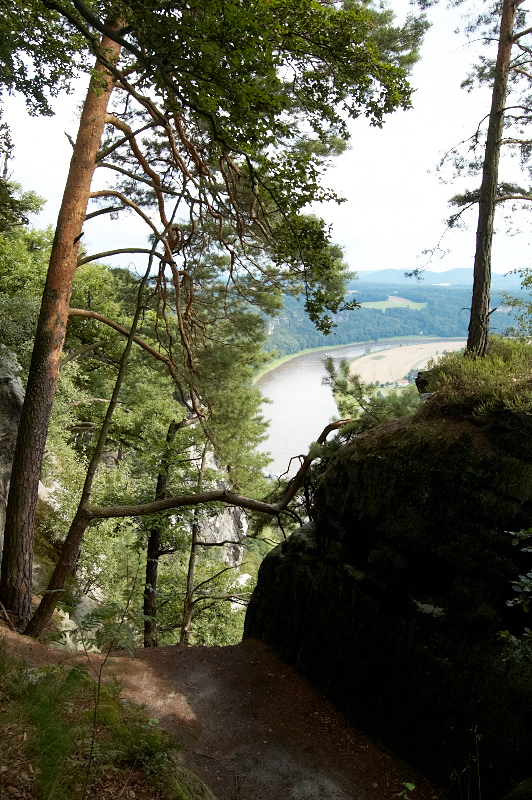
[[3, 1, 532, 276]]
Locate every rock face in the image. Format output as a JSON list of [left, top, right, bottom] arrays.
[[197, 506, 247, 568], [0, 350, 24, 560], [245, 409, 532, 799]]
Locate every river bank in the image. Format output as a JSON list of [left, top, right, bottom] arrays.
[[253, 335, 464, 383], [255, 337, 466, 475], [348, 338, 466, 384]]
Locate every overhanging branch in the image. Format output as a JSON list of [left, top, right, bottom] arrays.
[[86, 418, 354, 521], [77, 248, 168, 266], [68, 308, 177, 378]]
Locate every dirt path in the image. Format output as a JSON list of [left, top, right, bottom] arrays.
[[1, 628, 445, 800]]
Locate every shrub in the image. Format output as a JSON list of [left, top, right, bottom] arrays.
[[422, 336, 532, 417]]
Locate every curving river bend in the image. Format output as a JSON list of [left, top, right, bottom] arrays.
[[255, 338, 466, 476]]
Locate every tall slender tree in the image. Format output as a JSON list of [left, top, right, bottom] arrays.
[[1, 0, 425, 626], [467, 0, 524, 356], [1, 25, 122, 622], [429, 0, 532, 355]]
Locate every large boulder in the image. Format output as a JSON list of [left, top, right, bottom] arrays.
[[245, 409, 532, 799]]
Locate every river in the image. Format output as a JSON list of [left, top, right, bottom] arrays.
[[255, 338, 466, 476]]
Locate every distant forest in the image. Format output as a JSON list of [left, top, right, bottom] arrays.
[[265, 282, 519, 356]]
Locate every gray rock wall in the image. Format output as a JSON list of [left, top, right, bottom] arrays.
[[197, 506, 247, 568]]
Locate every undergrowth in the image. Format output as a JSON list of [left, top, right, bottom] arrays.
[[422, 335, 532, 417], [0, 637, 215, 800]]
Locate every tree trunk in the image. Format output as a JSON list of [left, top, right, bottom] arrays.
[[143, 420, 179, 648], [24, 254, 150, 639], [467, 0, 518, 356], [23, 509, 92, 638], [0, 361, 24, 564], [180, 522, 198, 645], [143, 524, 161, 648], [0, 32, 121, 626]]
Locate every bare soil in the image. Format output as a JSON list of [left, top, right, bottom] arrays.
[[0, 624, 446, 800]]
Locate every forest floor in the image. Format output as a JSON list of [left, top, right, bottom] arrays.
[[0, 624, 447, 800]]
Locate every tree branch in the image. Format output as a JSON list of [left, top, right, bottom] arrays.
[[89, 190, 161, 237], [513, 23, 532, 42], [96, 161, 177, 194], [77, 248, 167, 266], [59, 340, 108, 366], [84, 204, 124, 221], [196, 539, 244, 548], [86, 418, 354, 521], [68, 308, 177, 378], [192, 564, 237, 596]]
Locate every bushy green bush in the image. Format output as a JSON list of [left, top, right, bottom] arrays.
[[422, 336, 532, 417]]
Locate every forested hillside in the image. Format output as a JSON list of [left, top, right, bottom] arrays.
[[266, 282, 518, 356]]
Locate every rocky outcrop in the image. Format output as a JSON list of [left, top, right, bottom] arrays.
[[197, 506, 247, 568], [0, 349, 24, 560], [245, 408, 532, 799]]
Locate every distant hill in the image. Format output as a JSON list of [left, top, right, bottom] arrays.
[[265, 281, 524, 358], [355, 268, 522, 290]]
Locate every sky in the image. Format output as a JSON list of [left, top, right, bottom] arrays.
[[3, 1, 532, 276]]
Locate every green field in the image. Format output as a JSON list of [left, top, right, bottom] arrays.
[[361, 296, 427, 312]]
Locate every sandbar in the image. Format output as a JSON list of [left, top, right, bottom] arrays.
[[350, 340, 466, 384]]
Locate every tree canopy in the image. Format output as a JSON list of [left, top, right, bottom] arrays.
[[0, 0, 427, 629]]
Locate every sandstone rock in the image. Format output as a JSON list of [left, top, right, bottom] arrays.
[[245, 409, 532, 799]]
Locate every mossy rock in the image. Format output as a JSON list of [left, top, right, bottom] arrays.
[[502, 779, 532, 800], [171, 765, 219, 800], [246, 409, 532, 799]]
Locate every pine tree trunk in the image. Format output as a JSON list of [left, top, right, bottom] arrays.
[[143, 420, 179, 648], [0, 31, 121, 627], [467, 0, 518, 357], [24, 246, 150, 639], [180, 523, 198, 645], [23, 509, 92, 638]]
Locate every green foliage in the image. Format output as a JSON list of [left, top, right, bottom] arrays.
[[0, 640, 183, 800], [0, 179, 43, 232], [323, 355, 420, 433], [1, 0, 428, 640], [111, 0, 416, 140], [498, 528, 532, 664], [0, 637, 215, 799], [59, 0, 426, 330], [499, 628, 532, 665], [498, 526, 532, 705], [396, 783, 416, 800], [0, 0, 87, 115], [271, 214, 358, 332], [0, 216, 271, 646], [421, 335, 532, 417], [0, 223, 54, 371], [502, 269, 532, 340], [264, 282, 497, 357], [151, 546, 253, 647]]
